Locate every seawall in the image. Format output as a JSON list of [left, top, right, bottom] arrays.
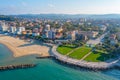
[[51, 45, 120, 71]]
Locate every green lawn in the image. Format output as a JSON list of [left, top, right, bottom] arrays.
[[84, 51, 112, 62], [68, 47, 92, 59], [57, 45, 76, 55]]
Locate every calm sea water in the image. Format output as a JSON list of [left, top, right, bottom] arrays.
[[0, 44, 120, 80]]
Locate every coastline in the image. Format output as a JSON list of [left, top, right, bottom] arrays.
[[1, 35, 120, 71], [51, 45, 120, 70], [0, 36, 50, 57]]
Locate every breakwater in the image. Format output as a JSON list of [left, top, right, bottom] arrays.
[[51, 46, 120, 71], [36, 55, 54, 59], [0, 64, 37, 71]]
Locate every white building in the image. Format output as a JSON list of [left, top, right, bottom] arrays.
[[10, 26, 17, 34], [0, 22, 9, 32], [17, 27, 25, 35], [45, 24, 51, 31]]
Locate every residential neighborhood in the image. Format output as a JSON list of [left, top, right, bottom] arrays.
[[1, 0, 120, 80]]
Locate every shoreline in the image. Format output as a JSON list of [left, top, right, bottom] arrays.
[[0, 42, 15, 56], [1, 35, 120, 71], [0, 36, 50, 57]]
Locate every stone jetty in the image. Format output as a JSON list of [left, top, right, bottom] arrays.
[[0, 64, 37, 71], [36, 55, 54, 59]]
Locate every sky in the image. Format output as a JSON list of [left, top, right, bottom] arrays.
[[0, 0, 120, 15]]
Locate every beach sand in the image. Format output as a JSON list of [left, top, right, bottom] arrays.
[[0, 36, 50, 57]]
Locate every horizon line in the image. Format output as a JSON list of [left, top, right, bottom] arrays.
[[1, 13, 120, 16]]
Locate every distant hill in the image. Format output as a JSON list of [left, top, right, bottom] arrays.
[[88, 14, 120, 19], [6, 14, 120, 20], [0, 15, 17, 21]]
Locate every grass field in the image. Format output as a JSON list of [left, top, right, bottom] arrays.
[[57, 45, 113, 62], [84, 51, 112, 62], [57, 45, 76, 55], [68, 47, 92, 59]]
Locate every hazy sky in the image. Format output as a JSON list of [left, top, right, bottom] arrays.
[[0, 0, 120, 15]]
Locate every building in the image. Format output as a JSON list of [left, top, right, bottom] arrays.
[[0, 22, 9, 32], [109, 34, 117, 45], [109, 34, 116, 40], [10, 26, 17, 34], [45, 24, 51, 31], [66, 32, 72, 39], [57, 26, 63, 33], [48, 29, 56, 39], [22, 31, 27, 35], [92, 31, 99, 38], [110, 39, 118, 45], [116, 32, 120, 40], [75, 31, 98, 40], [33, 28, 39, 33], [100, 25, 107, 31], [55, 32, 63, 39], [71, 31, 76, 41], [26, 30, 32, 35], [39, 27, 43, 34], [76, 33, 88, 41], [16, 27, 25, 35]]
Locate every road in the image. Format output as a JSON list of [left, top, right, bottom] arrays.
[[86, 32, 109, 45]]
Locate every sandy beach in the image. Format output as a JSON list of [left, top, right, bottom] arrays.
[[0, 35, 49, 57]]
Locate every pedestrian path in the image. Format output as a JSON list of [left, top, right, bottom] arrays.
[[66, 47, 80, 56], [80, 51, 92, 61]]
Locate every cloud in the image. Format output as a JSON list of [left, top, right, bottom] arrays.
[[48, 4, 55, 8]]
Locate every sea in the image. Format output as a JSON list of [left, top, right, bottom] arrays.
[[0, 44, 120, 80]]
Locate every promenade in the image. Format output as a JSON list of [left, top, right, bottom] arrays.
[[52, 45, 120, 70]]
